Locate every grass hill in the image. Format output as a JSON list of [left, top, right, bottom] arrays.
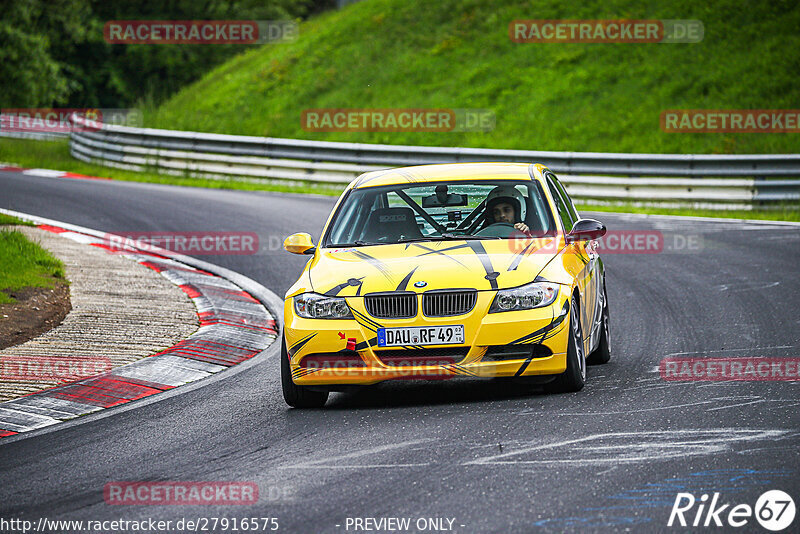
[[144, 0, 799, 154]]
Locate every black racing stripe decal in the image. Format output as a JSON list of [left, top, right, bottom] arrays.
[[325, 277, 364, 296], [441, 364, 458, 375], [514, 300, 569, 376], [377, 345, 429, 352], [506, 237, 556, 272], [466, 241, 499, 290], [395, 266, 419, 291], [411, 243, 468, 267], [356, 169, 393, 188], [449, 364, 479, 377], [512, 324, 565, 348], [510, 300, 569, 345], [514, 357, 534, 377], [292, 367, 321, 379], [569, 244, 590, 266], [351, 250, 394, 281], [288, 332, 317, 357], [357, 169, 416, 188], [351, 308, 382, 332], [355, 337, 378, 350], [396, 169, 421, 184], [325, 282, 349, 297], [507, 241, 535, 271], [352, 308, 382, 330], [415, 242, 472, 256]]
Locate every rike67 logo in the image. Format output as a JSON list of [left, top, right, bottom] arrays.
[[669, 490, 795, 531]]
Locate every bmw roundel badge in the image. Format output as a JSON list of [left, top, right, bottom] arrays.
[[414, 281, 427, 288]]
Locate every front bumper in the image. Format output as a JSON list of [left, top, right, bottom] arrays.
[[283, 290, 570, 386]]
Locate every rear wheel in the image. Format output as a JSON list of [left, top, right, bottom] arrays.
[[587, 283, 611, 365], [546, 296, 586, 393], [281, 338, 329, 408]]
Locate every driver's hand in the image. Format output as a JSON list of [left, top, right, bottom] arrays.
[[514, 222, 531, 234]]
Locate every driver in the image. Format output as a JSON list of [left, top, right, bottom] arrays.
[[485, 186, 531, 234]]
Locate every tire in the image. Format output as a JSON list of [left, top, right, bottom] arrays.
[[587, 283, 611, 365], [546, 296, 586, 393], [281, 338, 329, 408]]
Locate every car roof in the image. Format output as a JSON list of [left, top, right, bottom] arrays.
[[351, 162, 544, 189]]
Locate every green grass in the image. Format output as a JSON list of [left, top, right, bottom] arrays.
[[0, 229, 66, 304], [0, 213, 34, 226], [144, 0, 800, 154]]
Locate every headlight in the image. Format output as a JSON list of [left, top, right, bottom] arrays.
[[294, 293, 354, 319], [489, 281, 560, 313]]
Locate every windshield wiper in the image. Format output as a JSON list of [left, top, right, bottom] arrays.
[[394, 237, 437, 244], [441, 233, 501, 240], [395, 234, 500, 243], [326, 241, 381, 247]]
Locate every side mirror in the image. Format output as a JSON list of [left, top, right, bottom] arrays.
[[284, 233, 316, 255], [566, 219, 606, 243]]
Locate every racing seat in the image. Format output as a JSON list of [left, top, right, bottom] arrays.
[[360, 207, 423, 243]]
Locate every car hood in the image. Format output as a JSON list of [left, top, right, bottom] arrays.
[[309, 238, 560, 296]]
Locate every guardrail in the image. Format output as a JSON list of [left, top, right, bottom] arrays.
[[12, 113, 800, 208], [0, 130, 68, 141], [0, 113, 69, 140]]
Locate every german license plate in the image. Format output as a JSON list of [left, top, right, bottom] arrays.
[[377, 325, 464, 347]]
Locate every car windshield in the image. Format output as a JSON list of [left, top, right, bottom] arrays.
[[324, 180, 555, 247]]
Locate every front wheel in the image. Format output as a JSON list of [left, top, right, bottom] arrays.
[[281, 338, 329, 408], [546, 296, 586, 393], [587, 283, 611, 365]]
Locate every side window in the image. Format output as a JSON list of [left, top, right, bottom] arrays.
[[546, 176, 575, 232], [328, 192, 363, 245], [353, 193, 383, 242], [548, 172, 580, 222]]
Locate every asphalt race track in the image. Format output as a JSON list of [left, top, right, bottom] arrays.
[[1, 170, 799, 533]]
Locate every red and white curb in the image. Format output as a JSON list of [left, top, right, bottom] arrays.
[[0, 164, 109, 181], [0, 211, 278, 439]]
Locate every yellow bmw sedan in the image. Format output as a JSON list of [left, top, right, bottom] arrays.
[[281, 162, 611, 407]]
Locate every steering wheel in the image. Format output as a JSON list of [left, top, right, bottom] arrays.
[[475, 222, 516, 238]]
